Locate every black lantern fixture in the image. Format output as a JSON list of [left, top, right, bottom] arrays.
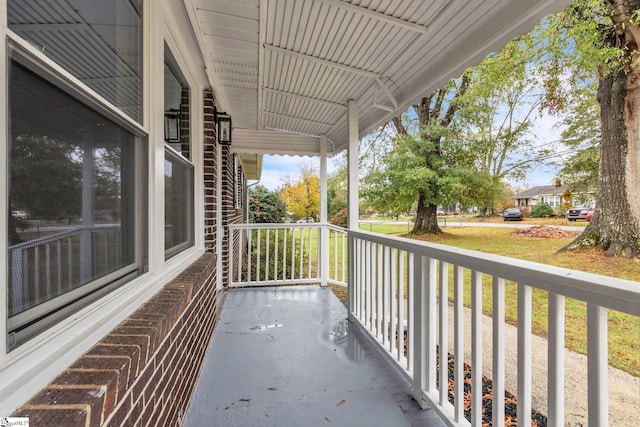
[[164, 109, 180, 143], [215, 111, 232, 145]]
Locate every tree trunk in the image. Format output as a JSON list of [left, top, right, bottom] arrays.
[[565, 64, 640, 257], [412, 191, 441, 234]]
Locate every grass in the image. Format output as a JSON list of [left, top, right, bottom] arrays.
[[369, 224, 640, 377]]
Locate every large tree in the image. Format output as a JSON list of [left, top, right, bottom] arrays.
[[279, 164, 320, 221], [541, 0, 640, 257], [363, 75, 471, 234]]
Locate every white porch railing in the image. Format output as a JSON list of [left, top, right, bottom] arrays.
[[227, 224, 640, 426], [227, 223, 347, 288], [9, 225, 123, 315]]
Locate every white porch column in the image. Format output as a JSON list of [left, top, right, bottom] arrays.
[[347, 100, 359, 230], [319, 136, 329, 287]]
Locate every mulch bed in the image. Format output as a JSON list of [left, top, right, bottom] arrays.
[[512, 225, 579, 239], [435, 349, 547, 426]]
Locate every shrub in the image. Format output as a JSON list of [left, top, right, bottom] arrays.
[[329, 208, 348, 227], [531, 202, 553, 218]]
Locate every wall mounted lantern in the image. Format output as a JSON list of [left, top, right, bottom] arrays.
[[215, 111, 232, 145], [164, 109, 180, 143]]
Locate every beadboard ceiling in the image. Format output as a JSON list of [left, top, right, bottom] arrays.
[[186, 0, 572, 156]]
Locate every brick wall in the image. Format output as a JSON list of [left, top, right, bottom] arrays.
[[221, 147, 246, 285], [203, 89, 217, 252], [12, 253, 220, 426]]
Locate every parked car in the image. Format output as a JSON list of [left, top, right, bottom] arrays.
[[503, 208, 523, 221], [566, 206, 594, 221], [296, 217, 315, 223], [585, 210, 594, 222]]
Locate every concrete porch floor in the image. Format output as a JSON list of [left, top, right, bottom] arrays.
[[184, 285, 446, 427]]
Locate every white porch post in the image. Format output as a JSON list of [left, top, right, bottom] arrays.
[[347, 100, 359, 230], [319, 136, 329, 287]]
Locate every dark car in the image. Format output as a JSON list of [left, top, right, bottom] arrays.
[[503, 208, 523, 221], [566, 206, 594, 221]]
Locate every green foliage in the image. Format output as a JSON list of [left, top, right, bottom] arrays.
[[249, 185, 287, 223], [10, 135, 82, 223], [532, 202, 554, 217], [557, 81, 600, 194], [246, 229, 307, 281]]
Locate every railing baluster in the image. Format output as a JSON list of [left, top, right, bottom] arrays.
[[371, 242, 376, 331], [67, 237, 73, 288], [382, 245, 390, 345], [307, 227, 312, 278], [426, 257, 437, 394], [453, 265, 464, 423], [333, 230, 338, 282], [247, 229, 253, 283], [238, 229, 244, 283], [377, 244, 384, 340], [548, 291, 565, 426], [290, 228, 295, 280], [413, 253, 426, 404], [365, 241, 372, 329], [34, 246, 41, 304], [299, 228, 304, 280], [517, 283, 532, 426], [587, 303, 608, 427], [471, 270, 483, 426], [56, 240, 63, 294], [407, 251, 414, 372], [103, 231, 108, 273], [397, 250, 405, 364], [341, 232, 346, 283], [45, 243, 52, 301], [274, 228, 279, 281], [282, 228, 287, 280], [256, 229, 261, 283], [265, 228, 270, 282], [439, 260, 449, 407], [389, 247, 397, 354], [359, 238, 365, 319], [492, 276, 505, 427]]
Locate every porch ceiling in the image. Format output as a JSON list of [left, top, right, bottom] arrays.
[[187, 0, 571, 156]]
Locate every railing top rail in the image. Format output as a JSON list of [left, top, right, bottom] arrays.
[[9, 224, 121, 250], [350, 229, 640, 316], [228, 222, 323, 230]]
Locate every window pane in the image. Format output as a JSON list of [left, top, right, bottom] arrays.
[[7, 59, 137, 319], [164, 45, 190, 158], [164, 151, 194, 255], [8, 0, 143, 122]]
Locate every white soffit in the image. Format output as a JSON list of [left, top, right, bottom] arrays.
[[237, 153, 263, 180], [232, 129, 328, 156], [188, 0, 572, 154]]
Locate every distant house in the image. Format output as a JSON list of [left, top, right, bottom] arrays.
[[509, 183, 567, 214]]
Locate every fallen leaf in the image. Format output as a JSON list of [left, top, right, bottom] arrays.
[[239, 398, 251, 402], [325, 417, 331, 423], [224, 402, 234, 410], [267, 387, 277, 391], [336, 399, 346, 407]]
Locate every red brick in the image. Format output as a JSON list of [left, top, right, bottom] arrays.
[[87, 344, 141, 379]]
